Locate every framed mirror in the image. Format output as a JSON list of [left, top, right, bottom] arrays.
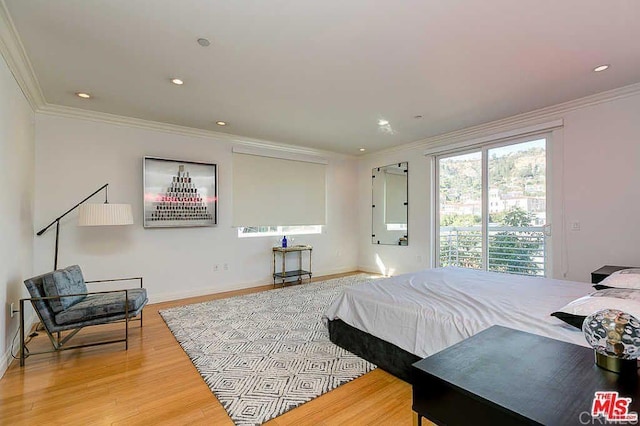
[[372, 162, 408, 245]]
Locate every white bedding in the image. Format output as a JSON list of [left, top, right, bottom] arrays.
[[323, 267, 592, 358]]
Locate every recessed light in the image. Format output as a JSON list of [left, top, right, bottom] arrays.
[[359, 148, 366, 152], [171, 78, 184, 85], [216, 121, 227, 126], [76, 92, 91, 99], [378, 119, 389, 126], [197, 38, 211, 47], [593, 64, 610, 72]]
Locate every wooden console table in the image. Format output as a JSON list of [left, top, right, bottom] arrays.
[[272, 245, 312, 287]]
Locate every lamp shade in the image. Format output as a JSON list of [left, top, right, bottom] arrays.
[[78, 203, 134, 226]]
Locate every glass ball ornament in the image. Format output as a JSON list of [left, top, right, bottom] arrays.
[[582, 309, 640, 359]]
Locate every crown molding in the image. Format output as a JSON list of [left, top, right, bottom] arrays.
[[232, 145, 329, 164], [0, 0, 45, 110], [38, 103, 352, 159], [422, 119, 563, 156], [369, 82, 640, 157], [36, 80, 640, 162]]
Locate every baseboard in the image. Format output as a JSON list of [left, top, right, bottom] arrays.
[[148, 267, 359, 304], [150, 280, 271, 304], [315, 266, 361, 278], [0, 345, 11, 379], [1, 311, 36, 378], [357, 265, 385, 275]]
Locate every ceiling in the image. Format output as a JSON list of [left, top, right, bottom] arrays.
[[4, 0, 640, 154]]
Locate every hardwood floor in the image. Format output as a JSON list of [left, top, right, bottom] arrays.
[[1, 272, 420, 425]]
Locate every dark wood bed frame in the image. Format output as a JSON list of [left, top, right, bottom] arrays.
[[327, 319, 421, 383]]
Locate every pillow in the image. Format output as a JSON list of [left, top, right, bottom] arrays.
[[42, 265, 88, 313], [595, 268, 640, 290], [551, 288, 640, 329]]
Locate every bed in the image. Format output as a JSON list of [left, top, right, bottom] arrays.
[[323, 267, 592, 382]]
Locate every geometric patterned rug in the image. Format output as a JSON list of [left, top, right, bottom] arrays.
[[159, 274, 377, 426]]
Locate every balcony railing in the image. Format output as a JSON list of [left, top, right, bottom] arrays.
[[439, 226, 545, 276]]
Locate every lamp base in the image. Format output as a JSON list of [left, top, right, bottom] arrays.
[[594, 352, 638, 375]]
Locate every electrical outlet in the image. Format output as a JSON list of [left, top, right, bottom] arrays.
[[10, 302, 15, 318], [416, 255, 423, 263], [214, 264, 219, 272], [223, 263, 229, 271], [570, 221, 581, 231]]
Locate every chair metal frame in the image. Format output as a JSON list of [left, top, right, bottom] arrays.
[[20, 277, 144, 367]]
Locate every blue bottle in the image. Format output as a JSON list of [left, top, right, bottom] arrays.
[[282, 235, 288, 248]]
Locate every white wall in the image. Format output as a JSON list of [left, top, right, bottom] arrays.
[[358, 91, 640, 283], [560, 94, 640, 281], [34, 115, 359, 302], [358, 148, 432, 276], [0, 54, 35, 376]]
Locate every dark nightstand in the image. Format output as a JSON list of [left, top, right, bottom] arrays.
[[591, 265, 634, 284], [412, 326, 640, 426]]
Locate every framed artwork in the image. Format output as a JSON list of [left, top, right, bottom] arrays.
[[143, 157, 217, 228]]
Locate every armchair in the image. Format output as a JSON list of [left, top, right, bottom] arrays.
[[20, 265, 148, 366]]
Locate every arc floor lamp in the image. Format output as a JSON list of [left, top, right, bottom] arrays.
[[36, 183, 134, 270]]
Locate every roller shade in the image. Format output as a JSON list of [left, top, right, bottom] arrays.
[[232, 152, 326, 227]]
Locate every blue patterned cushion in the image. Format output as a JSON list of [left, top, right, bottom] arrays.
[[55, 288, 147, 325], [24, 272, 58, 333], [42, 265, 88, 313]]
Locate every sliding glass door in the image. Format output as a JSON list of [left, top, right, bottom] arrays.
[[437, 137, 548, 276], [438, 152, 483, 269]]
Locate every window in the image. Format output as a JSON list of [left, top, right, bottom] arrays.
[[436, 137, 548, 276], [237, 225, 322, 238]]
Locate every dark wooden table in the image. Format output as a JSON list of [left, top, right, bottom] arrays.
[[591, 265, 635, 284], [412, 325, 640, 426]]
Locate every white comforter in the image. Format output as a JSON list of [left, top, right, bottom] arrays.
[[323, 267, 592, 358]]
